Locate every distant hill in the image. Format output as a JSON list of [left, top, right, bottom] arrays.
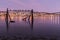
[[0, 10, 60, 14]]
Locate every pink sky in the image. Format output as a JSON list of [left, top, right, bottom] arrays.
[[0, 0, 60, 12]]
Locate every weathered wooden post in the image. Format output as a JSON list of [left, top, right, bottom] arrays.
[[31, 9, 34, 29], [30, 9, 34, 40], [5, 8, 9, 32]]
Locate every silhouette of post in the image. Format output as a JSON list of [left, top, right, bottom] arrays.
[[30, 9, 34, 40], [30, 9, 34, 30], [5, 8, 9, 32]]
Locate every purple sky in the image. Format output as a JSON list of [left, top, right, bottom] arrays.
[[0, 0, 60, 12]]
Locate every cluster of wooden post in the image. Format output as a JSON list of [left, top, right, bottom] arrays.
[[5, 8, 34, 31]]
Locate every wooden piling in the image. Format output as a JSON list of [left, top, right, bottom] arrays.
[[5, 8, 9, 32], [30, 9, 34, 31]]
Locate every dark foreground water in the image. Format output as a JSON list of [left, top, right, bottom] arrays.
[[0, 15, 60, 40]]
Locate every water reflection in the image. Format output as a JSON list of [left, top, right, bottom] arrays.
[[0, 9, 60, 40], [1, 13, 60, 24], [23, 9, 34, 30], [34, 14, 60, 24]]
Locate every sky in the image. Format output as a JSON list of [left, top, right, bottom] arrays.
[[0, 0, 60, 12]]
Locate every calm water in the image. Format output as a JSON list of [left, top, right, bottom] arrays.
[[0, 14, 60, 40]]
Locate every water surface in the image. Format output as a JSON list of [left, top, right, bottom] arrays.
[[0, 14, 60, 40]]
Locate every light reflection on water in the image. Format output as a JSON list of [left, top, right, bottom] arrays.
[[34, 15, 60, 24], [0, 14, 60, 40]]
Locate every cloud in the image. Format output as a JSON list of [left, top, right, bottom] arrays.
[[0, 0, 60, 12], [0, 0, 50, 12], [8, 0, 26, 7], [7, 0, 42, 11]]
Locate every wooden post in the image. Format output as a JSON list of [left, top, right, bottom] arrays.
[[5, 8, 9, 32], [31, 9, 33, 27], [30, 9, 34, 40]]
